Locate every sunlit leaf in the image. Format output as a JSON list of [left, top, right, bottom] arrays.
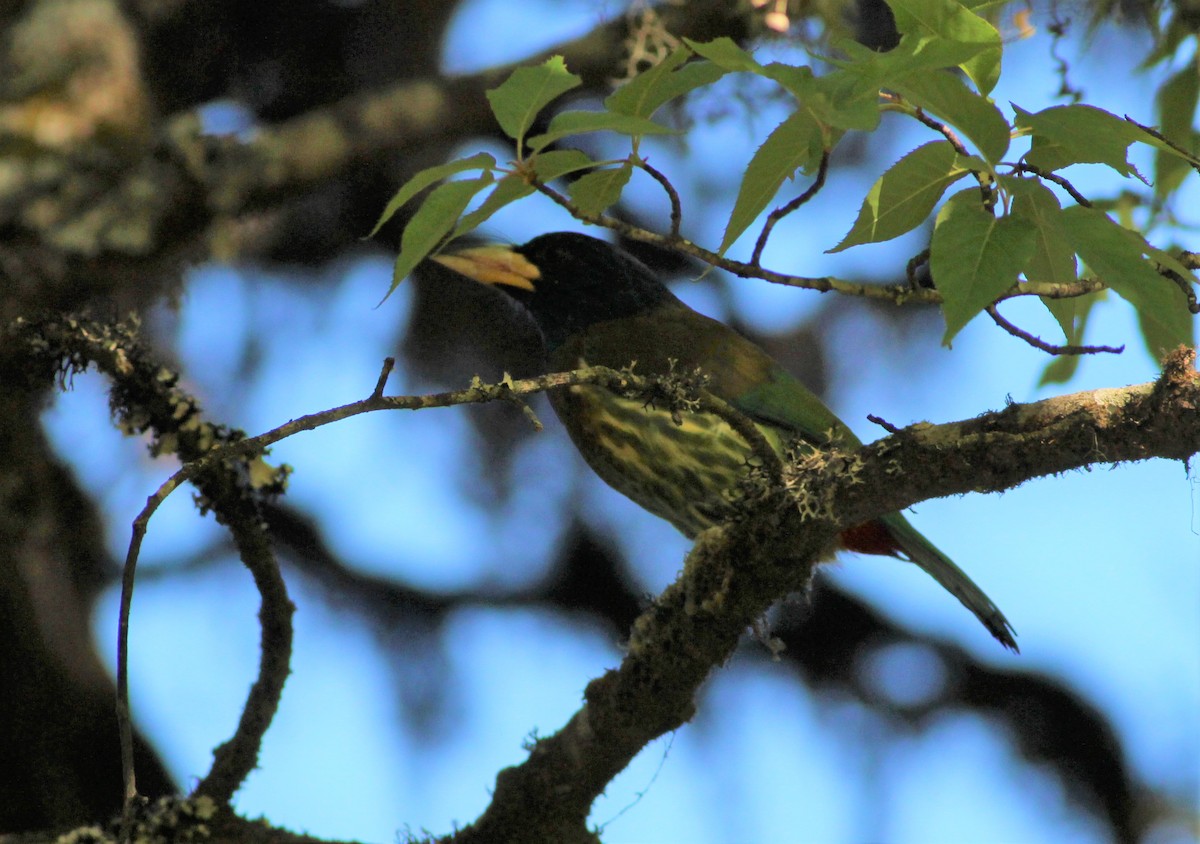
[[932, 189, 1037, 343], [719, 110, 824, 254], [1014, 104, 1145, 177], [1061, 206, 1195, 358], [830, 141, 968, 252], [1006, 177, 1077, 286], [892, 70, 1010, 162], [885, 0, 1003, 94]]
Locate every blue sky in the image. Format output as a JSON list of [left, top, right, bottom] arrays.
[[39, 2, 1199, 842]]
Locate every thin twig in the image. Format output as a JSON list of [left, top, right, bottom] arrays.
[[867, 413, 902, 434], [906, 249, 930, 289], [194, 511, 293, 804], [751, 150, 830, 266], [372, 356, 395, 399], [906, 104, 996, 210], [910, 106, 970, 157], [526, 179, 1106, 304], [1012, 162, 1092, 207], [986, 304, 1124, 355], [634, 156, 683, 238], [1163, 269, 1200, 314], [1125, 116, 1200, 176]]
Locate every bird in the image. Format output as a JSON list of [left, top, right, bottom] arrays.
[[432, 231, 1017, 651]]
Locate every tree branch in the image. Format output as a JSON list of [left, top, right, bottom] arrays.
[[455, 347, 1200, 842], [12, 313, 1198, 842]]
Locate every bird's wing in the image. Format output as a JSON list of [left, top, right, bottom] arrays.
[[689, 316, 863, 448], [557, 304, 863, 448]]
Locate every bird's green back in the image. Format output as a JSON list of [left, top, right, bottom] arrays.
[[550, 302, 861, 449]]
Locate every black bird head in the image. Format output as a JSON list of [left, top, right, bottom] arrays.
[[432, 232, 679, 351]]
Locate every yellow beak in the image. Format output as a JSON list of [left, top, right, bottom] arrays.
[[431, 245, 540, 292]]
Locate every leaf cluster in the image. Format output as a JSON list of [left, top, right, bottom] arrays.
[[371, 0, 1198, 377]]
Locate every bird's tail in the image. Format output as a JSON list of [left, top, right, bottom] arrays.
[[879, 512, 1018, 651]]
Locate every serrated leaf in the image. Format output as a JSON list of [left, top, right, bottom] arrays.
[[526, 110, 675, 151], [719, 110, 825, 254], [529, 149, 597, 181], [682, 37, 764, 73], [1014, 104, 1144, 177], [1005, 177, 1077, 287], [884, 0, 1003, 94], [386, 175, 494, 298], [605, 47, 727, 118], [1061, 206, 1195, 358], [485, 56, 582, 146], [931, 189, 1037, 343], [893, 70, 1010, 162], [451, 174, 534, 239], [830, 141, 968, 252], [834, 35, 987, 82], [807, 68, 882, 131], [762, 64, 877, 133], [567, 163, 633, 216], [367, 152, 496, 238]]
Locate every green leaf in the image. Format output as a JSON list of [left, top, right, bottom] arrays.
[[834, 35, 988, 83], [830, 141, 968, 252], [451, 150, 600, 239], [606, 47, 728, 118], [485, 56, 582, 147], [386, 175, 494, 298], [762, 64, 878, 132], [718, 110, 825, 254], [1014, 104, 1145, 177], [567, 163, 634, 216], [1037, 294, 1104, 385], [884, 0, 1002, 94], [1039, 293, 1083, 345], [529, 149, 598, 181], [451, 174, 534, 239], [1005, 177, 1077, 286], [682, 37, 764, 73], [1154, 59, 1200, 201], [367, 152, 496, 238], [893, 70, 1010, 162], [1061, 206, 1195, 358], [526, 110, 675, 151], [931, 189, 1037, 343], [806, 68, 882, 131]]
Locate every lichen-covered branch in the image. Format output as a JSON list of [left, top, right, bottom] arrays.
[[7, 315, 294, 817], [11, 313, 1198, 844], [453, 347, 1200, 843]]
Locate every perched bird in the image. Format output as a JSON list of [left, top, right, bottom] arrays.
[[433, 232, 1017, 651]]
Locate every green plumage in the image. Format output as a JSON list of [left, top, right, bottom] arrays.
[[434, 233, 1017, 651]]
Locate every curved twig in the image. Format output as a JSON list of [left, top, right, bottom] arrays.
[[1012, 162, 1092, 207], [528, 177, 1108, 305], [986, 304, 1123, 355], [751, 150, 830, 266], [633, 156, 683, 238]]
